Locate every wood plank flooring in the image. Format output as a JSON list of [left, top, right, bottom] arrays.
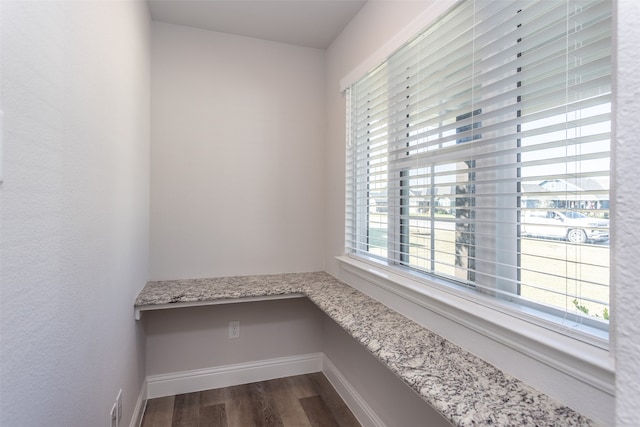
[[141, 373, 361, 427]]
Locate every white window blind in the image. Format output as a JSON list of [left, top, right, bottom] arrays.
[[346, 0, 611, 341]]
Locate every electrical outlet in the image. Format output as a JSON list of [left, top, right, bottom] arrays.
[[229, 320, 240, 339], [116, 389, 122, 423], [110, 402, 117, 427]]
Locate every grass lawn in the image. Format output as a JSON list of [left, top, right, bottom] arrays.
[[365, 212, 610, 321]]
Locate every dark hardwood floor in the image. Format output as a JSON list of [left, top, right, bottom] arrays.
[[141, 373, 361, 427]]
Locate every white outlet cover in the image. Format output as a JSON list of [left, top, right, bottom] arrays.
[[229, 320, 240, 339]]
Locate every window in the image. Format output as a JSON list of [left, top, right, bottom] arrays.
[[346, 0, 611, 343]]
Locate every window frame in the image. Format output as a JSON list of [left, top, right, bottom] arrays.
[[345, 0, 612, 349], [335, 253, 614, 396]]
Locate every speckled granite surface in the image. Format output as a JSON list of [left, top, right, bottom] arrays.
[[135, 271, 596, 427]]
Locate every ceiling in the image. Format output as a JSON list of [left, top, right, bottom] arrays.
[[147, 0, 368, 49]]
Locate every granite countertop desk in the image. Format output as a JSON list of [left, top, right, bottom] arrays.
[[134, 271, 596, 427]]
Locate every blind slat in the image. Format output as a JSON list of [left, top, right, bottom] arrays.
[[346, 0, 612, 340]]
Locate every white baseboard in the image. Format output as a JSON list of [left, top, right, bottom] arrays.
[[129, 379, 147, 427], [140, 352, 384, 427], [322, 355, 386, 427], [146, 352, 324, 399]]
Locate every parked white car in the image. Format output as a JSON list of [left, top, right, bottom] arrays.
[[521, 210, 609, 243]]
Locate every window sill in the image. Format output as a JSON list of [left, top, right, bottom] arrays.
[[335, 255, 615, 397]]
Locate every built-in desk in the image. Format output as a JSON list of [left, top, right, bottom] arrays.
[[135, 271, 596, 427]]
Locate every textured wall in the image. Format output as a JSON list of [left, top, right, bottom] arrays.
[[150, 22, 326, 280], [0, 1, 150, 425], [613, 1, 640, 425]]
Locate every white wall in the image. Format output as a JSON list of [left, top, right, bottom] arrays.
[[0, 1, 150, 426], [144, 298, 323, 376], [613, 1, 640, 426], [323, 1, 629, 425], [150, 22, 326, 280]]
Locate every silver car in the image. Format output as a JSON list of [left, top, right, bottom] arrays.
[[521, 210, 609, 243]]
